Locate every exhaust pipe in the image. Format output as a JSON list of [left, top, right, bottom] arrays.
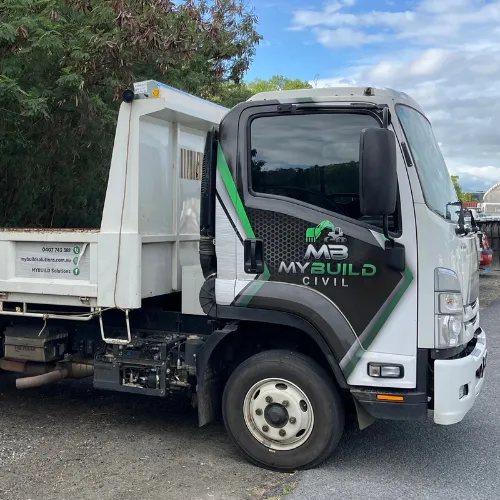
[[0, 359, 95, 389], [16, 362, 95, 389], [0, 359, 57, 376], [0, 359, 26, 373], [66, 362, 94, 379], [16, 367, 69, 389]]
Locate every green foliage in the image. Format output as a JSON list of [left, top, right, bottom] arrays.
[[451, 175, 463, 198], [210, 80, 253, 108], [211, 74, 312, 108], [247, 75, 312, 94], [0, 0, 261, 228], [451, 175, 474, 202]]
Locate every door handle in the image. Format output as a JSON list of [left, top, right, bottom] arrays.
[[244, 239, 265, 274]]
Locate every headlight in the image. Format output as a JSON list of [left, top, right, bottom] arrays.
[[438, 293, 463, 314], [436, 315, 464, 348], [434, 268, 464, 349]]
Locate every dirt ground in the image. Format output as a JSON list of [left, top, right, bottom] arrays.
[[0, 271, 499, 500]]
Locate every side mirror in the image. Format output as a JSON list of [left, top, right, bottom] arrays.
[[359, 128, 397, 216], [359, 127, 404, 272]]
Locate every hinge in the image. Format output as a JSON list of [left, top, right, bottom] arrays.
[[277, 104, 294, 113]]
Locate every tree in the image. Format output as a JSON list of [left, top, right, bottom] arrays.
[[247, 75, 312, 94], [0, 0, 261, 228], [451, 175, 464, 199], [211, 74, 313, 108], [210, 80, 254, 108], [451, 175, 474, 202]]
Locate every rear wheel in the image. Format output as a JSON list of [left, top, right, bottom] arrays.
[[222, 349, 345, 471]]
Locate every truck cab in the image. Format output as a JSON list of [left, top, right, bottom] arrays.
[[198, 85, 486, 465]]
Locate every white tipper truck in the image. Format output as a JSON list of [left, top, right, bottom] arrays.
[[0, 81, 487, 471]]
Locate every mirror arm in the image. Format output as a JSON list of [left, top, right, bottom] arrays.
[[448, 201, 469, 235], [383, 214, 394, 246], [469, 209, 479, 233], [383, 215, 405, 272]]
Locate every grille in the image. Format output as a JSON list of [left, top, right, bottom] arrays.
[[247, 208, 311, 274], [180, 148, 203, 180], [468, 314, 478, 325]]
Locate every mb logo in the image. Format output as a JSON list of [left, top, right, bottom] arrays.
[[304, 221, 348, 261]]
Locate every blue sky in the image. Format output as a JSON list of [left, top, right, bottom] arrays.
[[247, 0, 409, 83], [244, 0, 500, 193]]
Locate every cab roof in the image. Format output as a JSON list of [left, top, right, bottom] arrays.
[[247, 86, 424, 115]]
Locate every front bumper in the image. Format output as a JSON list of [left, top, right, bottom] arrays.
[[433, 329, 487, 425]]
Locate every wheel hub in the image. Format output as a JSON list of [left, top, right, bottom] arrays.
[[264, 403, 289, 428], [243, 377, 315, 451]]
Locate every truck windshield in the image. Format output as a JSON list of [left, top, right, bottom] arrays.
[[396, 104, 458, 221]]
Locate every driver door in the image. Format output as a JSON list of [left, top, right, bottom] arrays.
[[232, 106, 410, 374]]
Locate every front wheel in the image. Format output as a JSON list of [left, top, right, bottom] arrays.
[[222, 349, 345, 471]]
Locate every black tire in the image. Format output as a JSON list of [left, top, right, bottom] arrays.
[[222, 349, 345, 471]]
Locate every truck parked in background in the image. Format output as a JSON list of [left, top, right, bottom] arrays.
[[0, 81, 487, 471]]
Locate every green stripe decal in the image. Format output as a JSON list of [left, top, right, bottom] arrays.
[[343, 265, 414, 378], [237, 281, 267, 307], [217, 144, 255, 239], [217, 145, 270, 303]]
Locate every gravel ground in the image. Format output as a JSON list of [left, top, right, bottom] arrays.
[[479, 269, 500, 310], [0, 379, 288, 500], [0, 274, 498, 500]]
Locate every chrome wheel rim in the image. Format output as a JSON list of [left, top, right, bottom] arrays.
[[243, 377, 315, 451]]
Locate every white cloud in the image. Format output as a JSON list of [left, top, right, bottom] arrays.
[[418, 0, 471, 14], [448, 164, 500, 191], [456, 166, 500, 182], [298, 0, 500, 192], [291, 9, 415, 32], [410, 49, 455, 76], [292, 0, 500, 44], [313, 28, 385, 47], [313, 76, 356, 87]]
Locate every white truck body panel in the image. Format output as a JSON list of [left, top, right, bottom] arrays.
[[0, 82, 228, 313]]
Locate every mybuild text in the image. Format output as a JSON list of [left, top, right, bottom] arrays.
[[278, 243, 377, 288]]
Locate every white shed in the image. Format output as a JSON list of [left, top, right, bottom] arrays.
[[480, 182, 500, 215], [484, 182, 500, 204]]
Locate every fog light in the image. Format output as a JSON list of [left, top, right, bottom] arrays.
[[459, 384, 469, 400], [381, 366, 402, 378], [368, 363, 403, 378]]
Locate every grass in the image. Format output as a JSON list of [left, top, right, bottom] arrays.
[[283, 481, 298, 495], [264, 480, 299, 500]]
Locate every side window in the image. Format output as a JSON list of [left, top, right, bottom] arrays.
[[396, 105, 458, 221], [249, 112, 397, 229]]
